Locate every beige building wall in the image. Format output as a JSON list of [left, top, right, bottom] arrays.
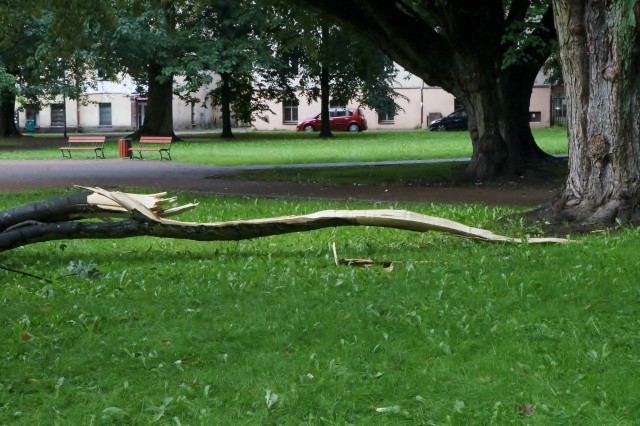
[[253, 84, 549, 131], [16, 66, 552, 133]]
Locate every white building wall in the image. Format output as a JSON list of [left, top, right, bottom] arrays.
[[16, 73, 220, 133]]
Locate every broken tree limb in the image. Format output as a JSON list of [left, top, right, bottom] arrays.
[[0, 187, 571, 253]]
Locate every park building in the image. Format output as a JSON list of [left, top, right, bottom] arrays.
[[16, 74, 221, 134], [255, 67, 562, 131], [15, 66, 565, 134]]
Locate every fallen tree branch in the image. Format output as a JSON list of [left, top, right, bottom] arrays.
[[0, 187, 571, 253]]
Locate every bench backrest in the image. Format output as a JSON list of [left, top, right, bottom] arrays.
[[68, 136, 106, 144], [139, 136, 172, 144]]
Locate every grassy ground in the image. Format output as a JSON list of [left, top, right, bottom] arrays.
[[222, 160, 569, 187], [0, 128, 568, 165], [1, 190, 639, 424]]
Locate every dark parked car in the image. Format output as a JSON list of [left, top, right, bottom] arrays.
[[428, 108, 468, 131], [296, 107, 368, 132]]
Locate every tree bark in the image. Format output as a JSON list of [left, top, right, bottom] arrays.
[[219, 72, 234, 138], [318, 62, 333, 138], [544, 0, 640, 224], [0, 88, 20, 137], [318, 23, 333, 139], [135, 60, 176, 138], [499, 65, 556, 174]]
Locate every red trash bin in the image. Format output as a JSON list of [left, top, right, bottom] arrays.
[[118, 138, 132, 158]]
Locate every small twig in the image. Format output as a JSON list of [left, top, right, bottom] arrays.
[[0, 263, 52, 283]]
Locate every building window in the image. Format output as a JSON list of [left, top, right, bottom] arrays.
[[50, 104, 65, 127], [529, 111, 542, 122], [551, 93, 567, 125], [283, 100, 298, 124], [377, 110, 395, 124], [99, 103, 112, 126]]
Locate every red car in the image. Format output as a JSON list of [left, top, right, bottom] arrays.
[[296, 107, 368, 132]]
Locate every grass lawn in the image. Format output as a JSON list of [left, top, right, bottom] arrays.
[[1, 189, 638, 424], [0, 128, 568, 165]]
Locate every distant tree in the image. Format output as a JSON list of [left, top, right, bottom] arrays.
[[176, 0, 297, 139], [0, 3, 41, 137], [0, 1, 113, 137], [110, 0, 192, 138], [294, 0, 556, 179], [279, 5, 401, 138]]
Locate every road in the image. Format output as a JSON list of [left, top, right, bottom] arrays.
[[0, 159, 558, 206]]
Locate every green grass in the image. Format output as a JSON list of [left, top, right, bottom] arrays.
[[225, 162, 470, 186], [223, 159, 569, 186], [1, 189, 639, 424], [0, 128, 568, 165]]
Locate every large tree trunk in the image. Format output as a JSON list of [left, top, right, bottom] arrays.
[[135, 60, 175, 138], [545, 0, 640, 224], [498, 65, 555, 174], [319, 62, 333, 138], [219, 72, 234, 138], [0, 88, 20, 137], [452, 54, 509, 180]]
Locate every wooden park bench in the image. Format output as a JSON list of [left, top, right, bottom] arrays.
[[60, 136, 107, 159], [129, 136, 173, 160]]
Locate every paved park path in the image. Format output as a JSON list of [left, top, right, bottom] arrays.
[[0, 159, 559, 206]]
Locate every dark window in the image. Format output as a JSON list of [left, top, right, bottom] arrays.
[[283, 100, 298, 124], [50, 104, 65, 127], [99, 103, 112, 126], [378, 110, 395, 124], [529, 111, 542, 122], [551, 93, 567, 125]]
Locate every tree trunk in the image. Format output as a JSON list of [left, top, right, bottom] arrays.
[[545, 0, 640, 224], [220, 72, 234, 138], [0, 88, 20, 137], [318, 23, 333, 139], [134, 60, 175, 138], [319, 63, 333, 138], [498, 66, 555, 174]]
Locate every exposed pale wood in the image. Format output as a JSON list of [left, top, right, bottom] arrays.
[[82, 186, 572, 244]]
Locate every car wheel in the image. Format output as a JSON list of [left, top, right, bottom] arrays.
[[347, 123, 360, 132], [437, 124, 447, 131], [303, 124, 314, 132]]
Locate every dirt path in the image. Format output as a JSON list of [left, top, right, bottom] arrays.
[[0, 159, 560, 206]]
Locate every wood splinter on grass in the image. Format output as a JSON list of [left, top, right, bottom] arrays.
[[332, 242, 394, 271]]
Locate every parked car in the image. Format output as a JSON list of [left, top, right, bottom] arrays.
[[296, 107, 368, 132], [428, 108, 468, 131]]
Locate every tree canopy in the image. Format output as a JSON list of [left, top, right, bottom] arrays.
[[294, 0, 556, 179]]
